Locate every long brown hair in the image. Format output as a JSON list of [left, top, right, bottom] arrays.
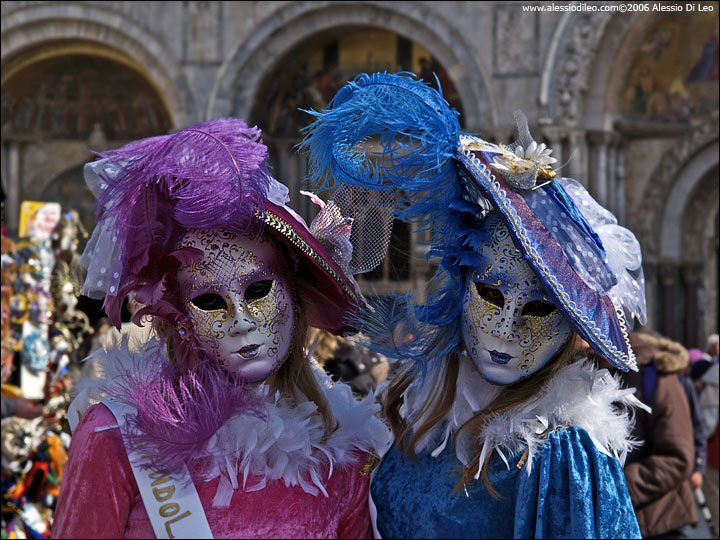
[[271, 304, 338, 439], [383, 333, 579, 495]]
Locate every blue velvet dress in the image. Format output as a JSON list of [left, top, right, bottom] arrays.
[[371, 426, 641, 539]]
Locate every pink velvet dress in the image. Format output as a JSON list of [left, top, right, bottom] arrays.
[[52, 403, 374, 539]]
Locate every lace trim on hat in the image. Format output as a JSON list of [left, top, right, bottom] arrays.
[[456, 149, 636, 371]]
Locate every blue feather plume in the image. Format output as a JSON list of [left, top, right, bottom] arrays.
[[300, 72, 485, 379]]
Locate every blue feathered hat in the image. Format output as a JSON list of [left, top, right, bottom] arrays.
[[300, 72, 646, 372]]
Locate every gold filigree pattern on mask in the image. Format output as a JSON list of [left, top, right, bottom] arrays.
[[175, 229, 296, 377], [461, 214, 571, 384]]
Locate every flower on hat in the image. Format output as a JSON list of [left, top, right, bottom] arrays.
[[460, 133, 558, 189], [300, 190, 354, 271], [489, 141, 557, 180]]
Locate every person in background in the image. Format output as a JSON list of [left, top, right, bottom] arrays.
[[675, 357, 710, 538], [308, 328, 388, 397], [688, 348, 712, 365], [693, 360, 720, 452], [324, 341, 380, 397], [707, 334, 719, 364], [623, 331, 698, 539], [676, 354, 708, 492], [692, 359, 720, 537]]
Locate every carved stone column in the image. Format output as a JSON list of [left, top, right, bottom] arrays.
[[567, 130, 588, 186], [614, 141, 626, 226], [540, 125, 567, 168], [270, 138, 308, 221], [682, 263, 704, 348], [605, 132, 622, 218], [411, 228, 433, 304], [607, 141, 617, 217], [642, 261, 658, 332], [588, 131, 614, 208], [292, 141, 311, 223], [6, 141, 22, 235], [659, 263, 680, 341]]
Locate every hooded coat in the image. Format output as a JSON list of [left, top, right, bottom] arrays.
[[622, 332, 698, 538]]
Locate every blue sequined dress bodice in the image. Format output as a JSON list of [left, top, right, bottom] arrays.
[[370, 426, 640, 539]]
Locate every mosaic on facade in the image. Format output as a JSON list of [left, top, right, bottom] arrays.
[[250, 27, 462, 138], [1, 54, 171, 140], [622, 12, 718, 122]]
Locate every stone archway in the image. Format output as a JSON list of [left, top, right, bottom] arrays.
[[636, 115, 719, 261], [660, 149, 719, 347], [536, 10, 648, 195], [1, 2, 195, 127], [209, 2, 494, 301], [661, 143, 719, 261], [539, 9, 641, 128], [682, 166, 719, 345], [209, 1, 495, 132], [2, 50, 173, 142], [637, 130, 719, 345], [541, 11, 611, 126], [1, 49, 176, 223], [2, 2, 191, 235], [541, 7, 719, 346]]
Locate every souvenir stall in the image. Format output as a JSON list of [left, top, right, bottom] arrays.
[[1, 204, 90, 539]]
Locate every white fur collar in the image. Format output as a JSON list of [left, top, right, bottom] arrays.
[[401, 355, 647, 474], [202, 370, 389, 506], [69, 336, 391, 504]]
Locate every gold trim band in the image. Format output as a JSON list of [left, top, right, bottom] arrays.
[[258, 210, 361, 306]]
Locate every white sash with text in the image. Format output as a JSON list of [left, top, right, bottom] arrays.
[[102, 399, 214, 539]]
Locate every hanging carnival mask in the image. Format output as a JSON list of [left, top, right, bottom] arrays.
[[461, 214, 572, 385], [176, 229, 296, 383]]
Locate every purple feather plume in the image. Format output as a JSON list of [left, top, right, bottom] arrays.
[[104, 353, 262, 476], [83, 120, 281, 473], [97, 119, 270, 230], [91, 118, 272, 329]]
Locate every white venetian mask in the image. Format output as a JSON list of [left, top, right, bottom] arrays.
[[176, 229, 296, 382], [461, 214, 572, 385]]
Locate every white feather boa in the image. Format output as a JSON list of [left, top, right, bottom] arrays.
[[68, 336, 391, 506], [400, 354, 648, 475]]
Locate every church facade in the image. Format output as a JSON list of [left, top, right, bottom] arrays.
[[2, 1, 717, 347]]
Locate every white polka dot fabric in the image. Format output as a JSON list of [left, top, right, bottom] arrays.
[[79, 159, 125, 300]]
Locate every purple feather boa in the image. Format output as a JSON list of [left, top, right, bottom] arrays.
[[103, 351, 262, 477]]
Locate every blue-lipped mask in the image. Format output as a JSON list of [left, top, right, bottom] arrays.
[[461, 214, 572, 385]]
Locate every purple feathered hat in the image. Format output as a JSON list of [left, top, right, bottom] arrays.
[[80, 118, 364, 367]]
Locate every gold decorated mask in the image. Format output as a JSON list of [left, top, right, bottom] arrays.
[[176, 229, 295, 382], [461, 214, 571, 385]]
